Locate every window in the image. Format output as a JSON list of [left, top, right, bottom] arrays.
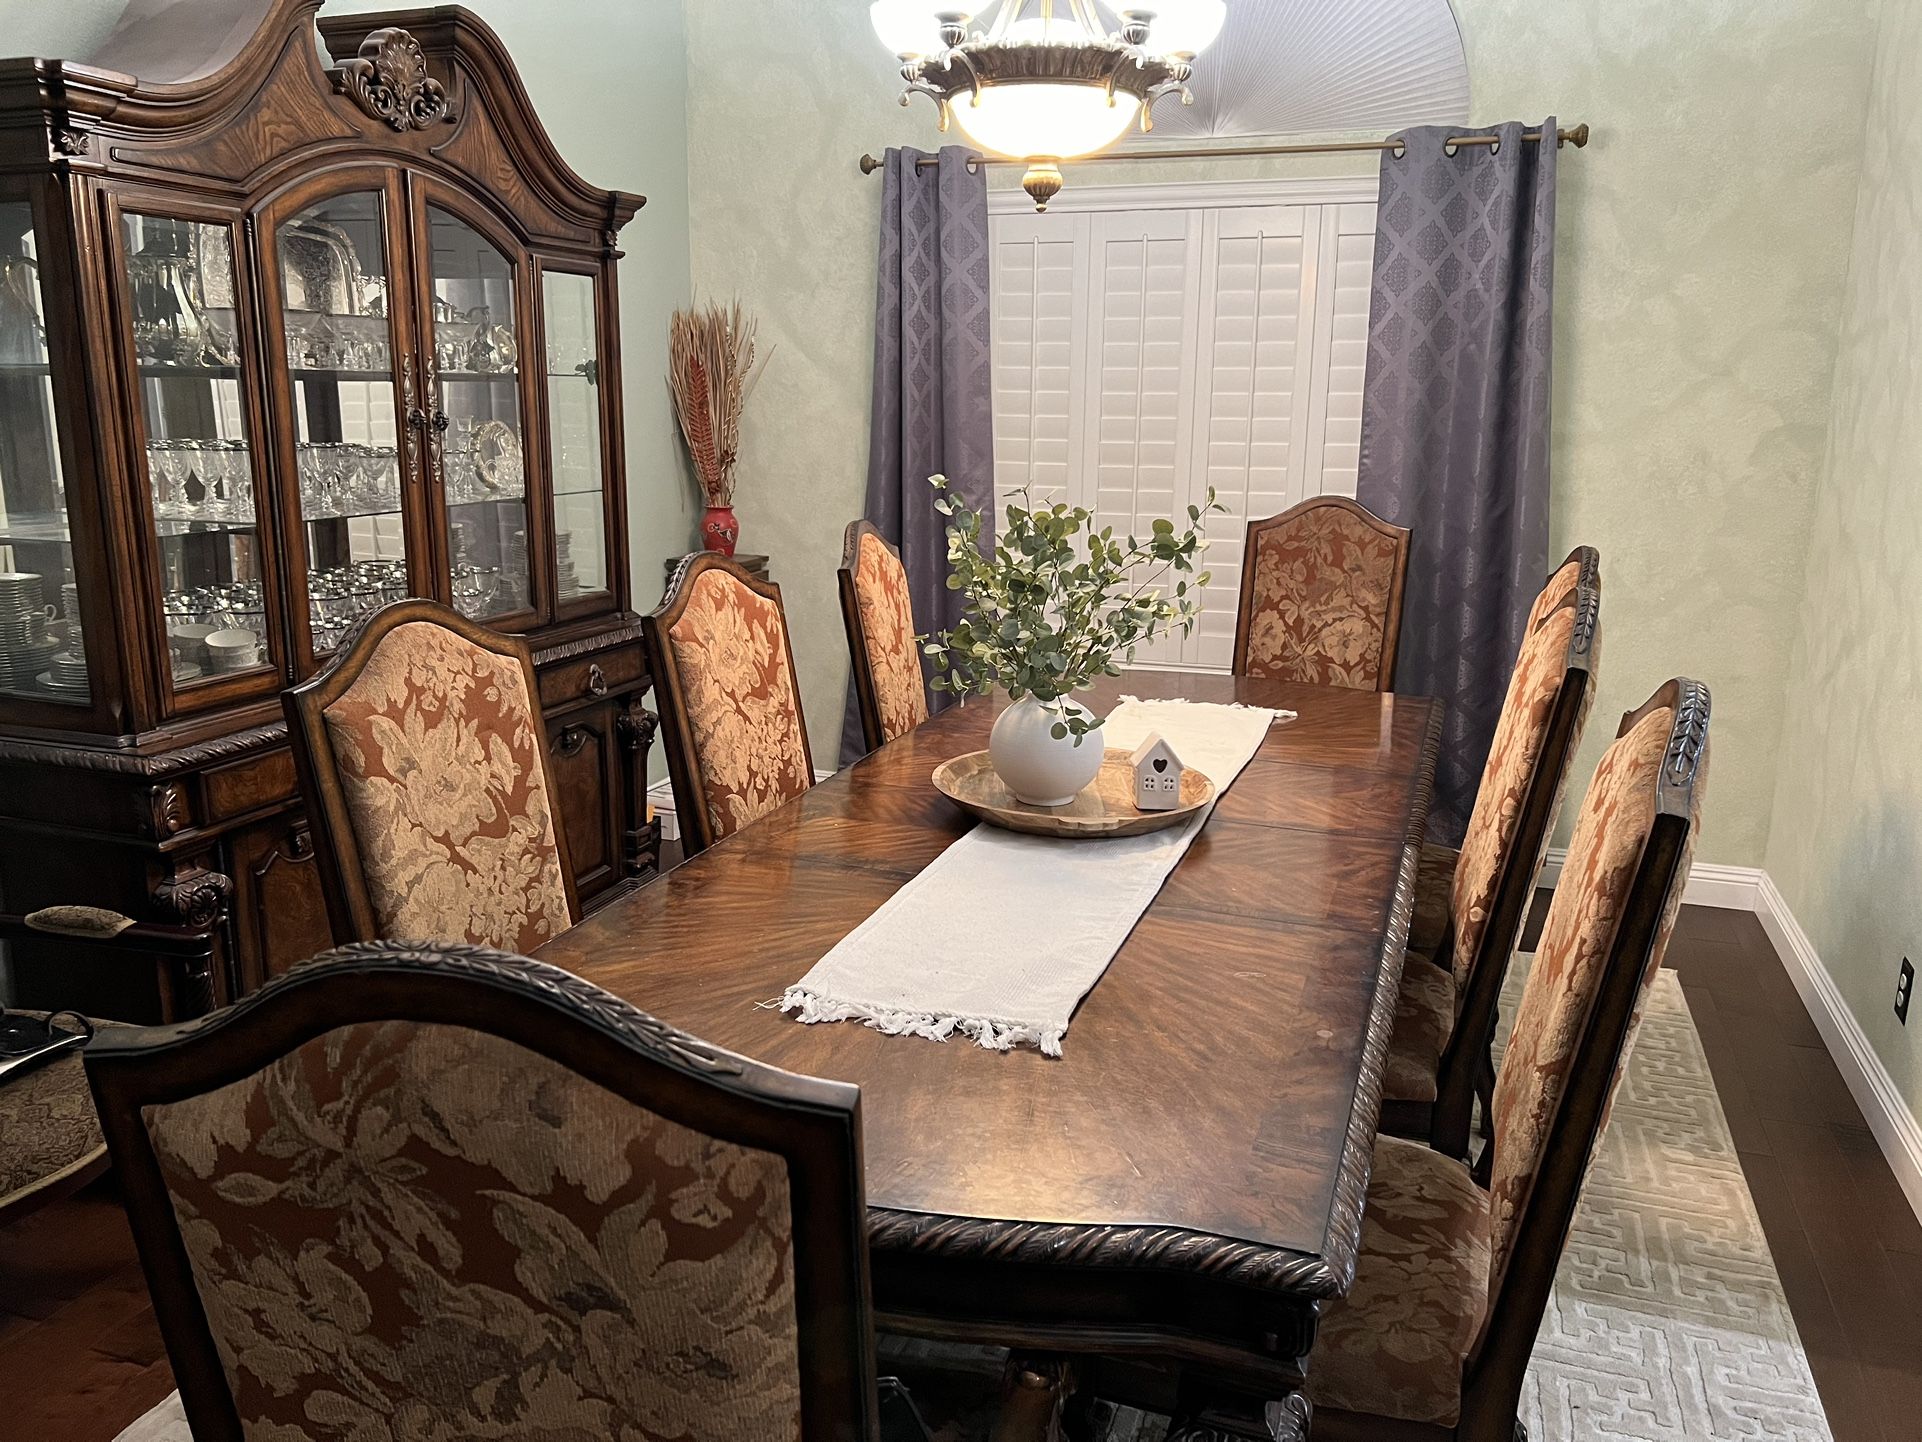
[[991, 179, 1377, 671]]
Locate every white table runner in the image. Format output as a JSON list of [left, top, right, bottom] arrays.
[[780, 696, 1287, 1056]]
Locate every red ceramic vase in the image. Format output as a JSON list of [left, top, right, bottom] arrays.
[[701, 505, 739, 558]]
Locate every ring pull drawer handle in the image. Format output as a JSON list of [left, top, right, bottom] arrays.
[[555, 725, 590, 758], [587, 663, 608, 698]]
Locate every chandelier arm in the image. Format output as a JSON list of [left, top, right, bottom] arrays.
[[948, 49, 984, 106]]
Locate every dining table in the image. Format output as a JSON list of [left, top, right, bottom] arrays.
[[534, 670, 1441, 1441]]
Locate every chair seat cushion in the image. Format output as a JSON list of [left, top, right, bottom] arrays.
[[1409, 842, 1459, 955], [1383, 958, 1457, 1105], [1307, 1135, 1492, 1426], [1, 1015, 117, 1217]]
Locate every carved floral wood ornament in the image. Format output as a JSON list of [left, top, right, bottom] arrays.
[[329, 27, 451, 132]]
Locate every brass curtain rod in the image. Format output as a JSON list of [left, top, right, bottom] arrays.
[[859, 123, 1590, 174]]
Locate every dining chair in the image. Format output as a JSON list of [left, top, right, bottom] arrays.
[[84, 940, 891, 1442], [647, 551, 814, 856], [0, 906, 211, 1229], [1383, 551, 1601, 1158], [1306, 677, 1710, 1441], [1524, 544, 1598, 636], [1407, 547, 1602, 961], [1231, 495, 1411, 690], [840, 519, 929, 754], [281, 598, 579, 952]]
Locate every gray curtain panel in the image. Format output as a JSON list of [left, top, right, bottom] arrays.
[[1357, 119, 1557, 845], [841, 145, 994, 764]]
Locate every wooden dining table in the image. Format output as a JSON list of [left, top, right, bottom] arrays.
[[535, 671, 1441, 1440]]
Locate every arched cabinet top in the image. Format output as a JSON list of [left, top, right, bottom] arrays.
[[0, 0, 643, 253]]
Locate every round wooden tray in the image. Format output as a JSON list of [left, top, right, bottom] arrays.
[[932, 749, 1215, 839]]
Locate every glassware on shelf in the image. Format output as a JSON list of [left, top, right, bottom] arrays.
[[294, 441, 402, 519], [1, 201, 87, 702], [430, 205, 531, 618], [148, 438, 258, 523], [122, 212, 263, 690], [277, 191, 411, 659], [306, 558, 408, 653]]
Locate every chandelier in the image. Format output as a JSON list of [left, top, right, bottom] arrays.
[[870, 1, 1228, 210]]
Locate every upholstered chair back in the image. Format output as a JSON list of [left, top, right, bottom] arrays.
[[646, 553, 814, 856], [84, 943, 879, 1442], [283, 601, 577, 952], [839, 521, 929, 754], [1485, 683, 1708, 1287], [1443, 575, 1599, 990], [1525, 545, 1599, 635], [1232, 496, 1411, 690]]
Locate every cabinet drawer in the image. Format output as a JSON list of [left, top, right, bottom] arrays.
[[202, 747, 300, 824], [539, 644, 647, 710]]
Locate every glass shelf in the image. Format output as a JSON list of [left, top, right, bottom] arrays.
[[1, 203, 88, 703], [277, 189, 413, 657], [123, 212, 269, 691], [429, 205, 530, 621], [541, 270, 607, 602]]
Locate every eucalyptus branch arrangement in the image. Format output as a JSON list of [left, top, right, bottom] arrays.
[[667, 300, 771, 507], [923, 475, 1223, 742]]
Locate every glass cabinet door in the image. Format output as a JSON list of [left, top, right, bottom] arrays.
[[275, 190, 413, 656], [0, 200, 86, 702], [122, 213, 270, 692], [424, 205, 532, 621], [542, 270, 608, 603]]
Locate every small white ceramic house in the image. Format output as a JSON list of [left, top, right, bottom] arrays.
[[1129, 732, 1184, 811]]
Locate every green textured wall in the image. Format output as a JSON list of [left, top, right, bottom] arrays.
[[685, 0, 1878, 867], [1767, 0, 1922, 1113]]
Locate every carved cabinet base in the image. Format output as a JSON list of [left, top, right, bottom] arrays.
[[0, 627, 657, 1022]]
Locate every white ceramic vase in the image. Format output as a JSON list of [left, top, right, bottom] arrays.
[[989, 695, 1105, 807]]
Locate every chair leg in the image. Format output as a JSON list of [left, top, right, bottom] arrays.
[[991, 1354, 1074, 1442]]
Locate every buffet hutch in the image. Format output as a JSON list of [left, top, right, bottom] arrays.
[[0, 0, 659, 1020]]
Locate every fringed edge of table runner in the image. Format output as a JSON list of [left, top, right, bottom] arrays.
[[779, 986, 1067, 1057]]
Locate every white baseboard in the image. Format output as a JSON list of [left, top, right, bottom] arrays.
[[1534, 848, 1761, 912], [1755, 872, 1922, 1223], [648, 770, 836, 842], [1535, 847, 1922, 1224]]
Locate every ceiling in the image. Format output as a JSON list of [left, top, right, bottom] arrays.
[[1130, 0, 1471, 142]]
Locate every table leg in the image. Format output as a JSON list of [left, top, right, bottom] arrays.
[[1169, 1392, 1311, 1442], [990, 1353, 1075, 1442]]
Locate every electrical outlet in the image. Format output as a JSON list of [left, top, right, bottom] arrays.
[[1896, 958, 1914, 1025]]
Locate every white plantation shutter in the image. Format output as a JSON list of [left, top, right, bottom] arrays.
[[989, 182, 1378, 673]]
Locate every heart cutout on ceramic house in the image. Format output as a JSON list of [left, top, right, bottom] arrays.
[[1153, 757, 1168, 773]]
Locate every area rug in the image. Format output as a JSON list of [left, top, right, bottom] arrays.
[[1503, 960, 1834, 1442], [885, 960, 1835, 1442]]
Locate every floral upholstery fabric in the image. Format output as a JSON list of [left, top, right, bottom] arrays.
[[0, 1016, 122, 1211], [1525, 556, 1584, 634], [1488, 706, 1705, 1274], [1241, 503, 1403, 689], [142, 1020, 803, 1442], [1444, 606, 1587, 988], [321, 622, 571, 953], [1385, 958, 1458, 1105], [1409, 842, 1459, 955], [667, 568, 812, 844], [1308, 1134, 1491, 1426], [853, 533, 928, 744]]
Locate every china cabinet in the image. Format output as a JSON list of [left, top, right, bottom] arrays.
[[0, 0, 658, 1020]]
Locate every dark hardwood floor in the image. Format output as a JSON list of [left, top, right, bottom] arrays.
[[3, 899, 1917, 1440]]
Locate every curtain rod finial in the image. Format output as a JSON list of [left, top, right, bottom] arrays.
[[860, 153, 885, 174], [1562, 123, 1590, 149]]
